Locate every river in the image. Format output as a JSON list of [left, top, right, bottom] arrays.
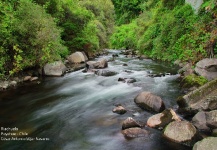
[[0, 50, 191, 150]]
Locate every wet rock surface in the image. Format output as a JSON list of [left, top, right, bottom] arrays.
[[163, 121, 201, 146], [112, 106, 127, 114], [134, 91, 165, 112], [193, 137, 217, 150], [122, 127, 149, 139], [147, 109, 181, 129], [122, 117, 142, 130], [95, 70, 117, 77]]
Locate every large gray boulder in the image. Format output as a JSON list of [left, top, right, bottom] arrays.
[[195, 58, 217, 81], [206, 110, 217, 128], [163, 121, 200, 146], [43, 61, 67, 76], [134, 92, 165, 112], [192, 111, 210, 131], [193, 137, 217, 150], [147, 109, 181, 129], [67, 51, 88, 63]]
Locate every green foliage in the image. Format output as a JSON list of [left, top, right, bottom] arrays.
[[137, 23, 160, 55], [181, 74, 208, 88], [110, 21, 138, 49], [112, 0, 145, 25], [161, 0, 185, 9], [12, 0, 67, 69], [0, 1, 14, 78], [0, 0, 115, 78], [60, 1, 94, 51], [111, 0, 216, 63], [0, 0, 68, 77], [79, 0, 115, 49]]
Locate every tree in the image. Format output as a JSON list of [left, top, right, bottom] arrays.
[[2, 0, 67, 76]]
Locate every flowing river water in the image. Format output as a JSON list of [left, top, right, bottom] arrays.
[[0, 50, 191, 150]]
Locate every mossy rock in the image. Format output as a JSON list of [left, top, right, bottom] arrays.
[[181, 74, 208, 88]]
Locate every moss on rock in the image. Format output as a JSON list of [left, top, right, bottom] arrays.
[[181, 74, 208, 88]]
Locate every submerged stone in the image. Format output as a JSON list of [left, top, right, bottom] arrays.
[[122, 127, 149, 139]]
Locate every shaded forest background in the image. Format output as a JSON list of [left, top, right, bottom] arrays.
[[0, 0, 217, 79]]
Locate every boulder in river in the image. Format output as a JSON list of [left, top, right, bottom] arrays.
[[9, 81, 17, 86], [30, 77, 39, 81], [178, 62, 194, 77], [195, 58, 217, 81], [122, 117, 142, 130], [192, 111, 210, 132], [112, 106, 127, 115], [147, 109, 181, 129], [86, 58, 108, 69], [118, 77, 136, 83], [163, 121, 201, 146], [67, 51, 88, 64], [193, 137, 217, 150], [95, 70, 117, 77], [134, 92, 165, 112], [122, 127, 149, 139], [43, 61, 67, 76], [206, 110, 217, 128], [23, 76, 32, 81]]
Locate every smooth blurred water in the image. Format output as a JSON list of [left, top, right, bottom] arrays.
[[0, 50, 191, 150]]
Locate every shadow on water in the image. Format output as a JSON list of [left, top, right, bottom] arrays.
[[0, 50, 191, 150]]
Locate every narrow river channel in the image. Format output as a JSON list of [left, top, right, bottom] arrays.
[[0, 50, 191, 150]]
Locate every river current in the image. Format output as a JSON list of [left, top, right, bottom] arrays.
[[0, 50, 191, 150]]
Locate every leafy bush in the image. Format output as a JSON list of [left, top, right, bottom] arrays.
[[0, 0, 68, 76], [110, 21, 138, 49], [0, 0, 115, 78], [0, 1, 12, 78], [112, 0, 145, 25], [111, 0, 216, 63]]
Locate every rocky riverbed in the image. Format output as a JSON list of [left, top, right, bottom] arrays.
[[1, 50, 217, 150]]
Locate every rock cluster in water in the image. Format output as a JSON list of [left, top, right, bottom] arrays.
[[2, 50, 217, 150]]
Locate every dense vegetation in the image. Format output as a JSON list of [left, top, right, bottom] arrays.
[[1, 0, 217, 79], [0, 0, 114, 79], [110, 0, 217, 63]]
